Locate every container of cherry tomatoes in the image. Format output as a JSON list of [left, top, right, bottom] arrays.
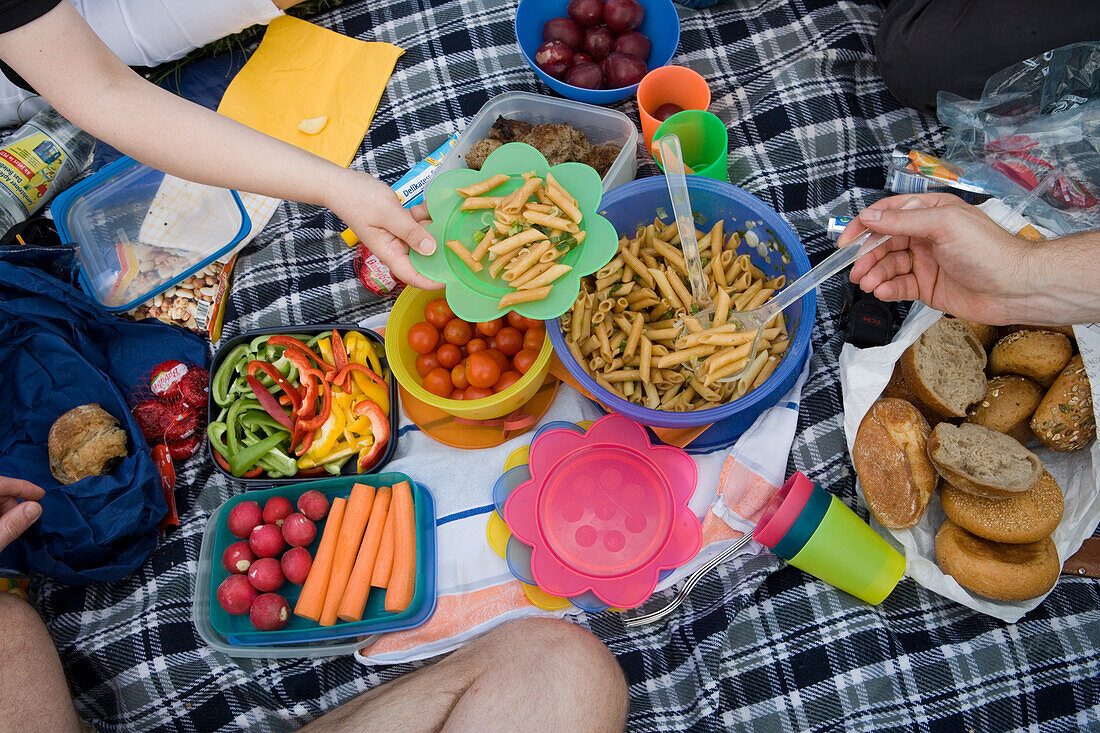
[[386, 287, 554, 421]]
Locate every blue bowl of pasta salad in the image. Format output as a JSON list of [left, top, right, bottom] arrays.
[[547, 175, 815, 434]]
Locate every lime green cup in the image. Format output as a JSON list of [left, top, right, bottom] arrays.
[[754, 472, 905, 605], [652, 110, 729, 182]]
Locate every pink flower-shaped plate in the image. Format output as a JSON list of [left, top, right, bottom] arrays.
[[503, 414, 701, 608]]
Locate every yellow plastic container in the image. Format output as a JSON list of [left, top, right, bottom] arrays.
[[386, 287, 553, 421]]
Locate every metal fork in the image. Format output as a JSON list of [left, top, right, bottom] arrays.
[[621, 533, 755, 627]]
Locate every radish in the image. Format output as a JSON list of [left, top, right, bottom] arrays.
[[281, 547, 313, 585], [217, 574, 258, 615], [282, 513, 317, 548], [246, 557, 285, 592], [222, 541, 255, 574], [249, 523, 285, 558], [296, 490, 330, 522], [262, 496, 294, 527], [227, 501, 263, 539], [250, 593, 290, 631]]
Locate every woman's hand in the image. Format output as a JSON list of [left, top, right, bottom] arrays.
[[841, 194, 1038, 324], [0, 478, 44, 554], [324, 170, 442, 291]]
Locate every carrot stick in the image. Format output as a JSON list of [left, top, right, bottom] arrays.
[[371, 509, 397, 588], [337, 486, 392, 622], [384, 481, 417, 614], [318, 483, 375, 626], [293, 496, 346, 622]]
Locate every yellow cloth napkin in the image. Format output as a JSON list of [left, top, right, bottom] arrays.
[[217, 15, 404, 167]]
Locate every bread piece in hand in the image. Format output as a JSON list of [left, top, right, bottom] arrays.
[[989, 329, 1073, 388], [48, 404, 128, 485], [1030, 355, 1096, 451], [899, 316, 987, 419], [927, 422, 1042, 500], [934, 519, 1059, 601], [963, 321, 999, 351], [853, 398, 937, 529], [941, 471, 1063, 544], [964, 375, 1043, 444]]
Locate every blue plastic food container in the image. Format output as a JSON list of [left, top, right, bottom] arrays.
[[515, 0, 681, 105], [51, 156, 250, 312], [547, 175, 815, 440]]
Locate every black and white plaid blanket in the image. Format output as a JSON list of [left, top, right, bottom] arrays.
[[28, 0, 1100, 730]]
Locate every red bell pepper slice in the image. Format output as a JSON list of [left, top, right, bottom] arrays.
[[246, 375, 295, 430], [333, 363, 388, 394], [332, 329, 349, 373], [247, 360, 302, 412], [212, 448, 263, 479], [295, 429, 315, 457], [353, 399, 390, 471], [296, 466, 328, 477], [298, 379, 332, 432], [268, 335, 337, 374]]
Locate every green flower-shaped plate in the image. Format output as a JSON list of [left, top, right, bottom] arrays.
[[413, 143, 617, 322]]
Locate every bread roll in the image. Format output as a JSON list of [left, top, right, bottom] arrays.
[[964, 375, 1043, 444], [941, 471, 1063, 544], [927, 422, 1042, 500], [899, 316, 987, 419], [48, 404, 128, 485], [1005, 324, 1075, 340], [853, 398, 937, 529], [881, 363, 942, 426], [963, 321, 999, 351], [934, 519, 1059, 601], [1030, 355, 1096, 452], [989, 329, 1073, 388]]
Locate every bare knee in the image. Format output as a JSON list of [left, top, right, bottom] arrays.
[[0, 592, 53, 654]]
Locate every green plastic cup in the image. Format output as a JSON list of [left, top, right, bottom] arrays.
[[652, 110, 729, 182], [786, 495, 906, 605]]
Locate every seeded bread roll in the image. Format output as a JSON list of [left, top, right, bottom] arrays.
[[963, 321, 999, 351], [48, 404, 129, 485], [989, 329, 1073, 388], [934, 519, 1059, 601], [1030, 355, 1096, 452], [853, 399, 938, 529], [899, 316, 987, 419], [964, 375, 1043, 444], [941, 471, 1063, 544], [927, 422, 1042, 500], [1005, 324, 1076, 340]]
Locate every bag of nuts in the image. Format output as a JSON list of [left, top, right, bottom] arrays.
[[122, 253, 238, 341]]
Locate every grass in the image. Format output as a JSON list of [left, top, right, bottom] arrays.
[[146, 0, 352, 84]]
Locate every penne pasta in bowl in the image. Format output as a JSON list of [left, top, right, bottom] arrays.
[[412, 142, 618, 323], [547, 176, 816, 437]]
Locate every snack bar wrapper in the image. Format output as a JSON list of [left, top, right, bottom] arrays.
[[837, 223, 1100, 623]]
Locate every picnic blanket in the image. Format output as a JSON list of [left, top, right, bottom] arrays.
[[26, 0, 1100, 730]]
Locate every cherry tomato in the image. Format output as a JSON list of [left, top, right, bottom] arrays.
[[424, 298, 455, 329], [415, 351, 441, 377], [493, 370, 522, 393], [484, 348, 510, 373], [466, 338, 489, 354], [407, 322, 439, 354], [523, 328, 545, 351], [443, 319, 473, 346], [422, 367, 453, 398], [512, 347, 540, 374], [451, 363, 470, 389], [466, 352, 501, 389], [465, 386, 494, 400], [450, 388, 467, 401], [495, 327, 523, 356], [506, 311, 528, 330], [476, 319, 503, 337], [436, 343, 463, 369], [486, 335, 497, 350]]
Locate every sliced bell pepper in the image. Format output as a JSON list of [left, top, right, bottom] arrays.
[[332, 329, 349, 372], [295, 429, 315, 458], [307, 407, 345, 461], [295, 436, 371, 469], [333, 363, 387, 395], [246, 375, 294, 430], [348, 334, 383, 375], [298, 379, 332, 432], [268, 335, 336, 374], [212, 344, 250, 406], [247, 360, 302, 413], [353, 399, 390, 471], [229, 432, 287, 477], [317, 337, 335, 367], [211, 445, 263, 479]]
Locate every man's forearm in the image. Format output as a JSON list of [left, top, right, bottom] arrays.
[[1020, 230, 1100, 326]]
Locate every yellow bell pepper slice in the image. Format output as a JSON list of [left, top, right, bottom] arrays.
[[296, 437, 368, 469], [307, 406, 344, 461], [317, 337, 335, 367], [350, 336, 383, 375], [357, 383, 389, 417]]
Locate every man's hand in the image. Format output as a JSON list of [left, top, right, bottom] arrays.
[[841, 194, 1038, 325], [0, 478, 44, 554]]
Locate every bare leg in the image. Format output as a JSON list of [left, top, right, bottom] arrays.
[[0, 593, 83, 732], [302, 618, 629, 732]]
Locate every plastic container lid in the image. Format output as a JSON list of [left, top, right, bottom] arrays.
[[51, 156, 250, 311], [432, 91, 639, 194]]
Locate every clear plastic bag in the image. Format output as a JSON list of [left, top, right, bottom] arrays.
[[937, 42, 1100, 236]]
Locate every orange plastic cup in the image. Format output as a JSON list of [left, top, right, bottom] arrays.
[[637, 65, 712, 151]]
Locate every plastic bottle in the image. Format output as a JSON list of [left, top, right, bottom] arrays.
[[0, 106, 95, 238]]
